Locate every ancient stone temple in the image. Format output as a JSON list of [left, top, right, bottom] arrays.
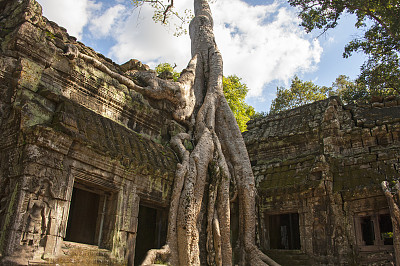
[[244, 97, 400, 265], [1, 0, 400, 265], [0, 0, 184, 264]]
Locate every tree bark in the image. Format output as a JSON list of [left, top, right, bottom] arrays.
[[382, 181, 400, 266], [141, 0, 279, 265]]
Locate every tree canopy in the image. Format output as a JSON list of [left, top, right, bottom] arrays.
[[288, 0, 400, 94], [269, 76, 331, 114], [222, 75, 255, 132], [331, 74, 369, 104], [155, 62, 180, 81], [269, 75, 398, 113], [156, 63, 254, 131]]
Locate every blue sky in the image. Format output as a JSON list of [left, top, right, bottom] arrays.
[[37, 0, 366, 113]]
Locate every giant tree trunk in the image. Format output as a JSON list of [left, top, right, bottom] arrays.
[[382, 181, 400, 266], [67, 0, 279, 265], [140, 1, 278, 265]]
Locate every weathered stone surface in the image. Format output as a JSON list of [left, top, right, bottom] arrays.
[[244, 97, 400, 265], [0, 0, 180, 264], [2, 0, 399, 265]]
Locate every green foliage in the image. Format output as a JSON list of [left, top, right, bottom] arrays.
[[269, 74, 398, 114], [288, 0, 400, 94], [269, 76, 331, 114], [223, 75, 255, 132], [155, 62, 180, 81], [331, 75, 369, 104], [45, 30, 55, 40], [250, 111, 268, 120], [332, 75, 396, 104], [382, 232, 394, 239], [154, 258, 170, 265]]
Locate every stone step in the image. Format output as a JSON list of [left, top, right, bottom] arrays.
[[358, 250, 395, 265], [265, 249, 314, 266], [39, 241, 123, 265]]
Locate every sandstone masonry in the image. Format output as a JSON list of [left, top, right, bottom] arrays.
[[1, 0, 400, 265], [0, 0, 183, 264], [244, 96, 400, 265]]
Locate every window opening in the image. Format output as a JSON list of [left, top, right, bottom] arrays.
[[356, 211, 393, 248], [65, 187, 100, 245], [379, 214, 393, 245], [269, 213, 300, 250]]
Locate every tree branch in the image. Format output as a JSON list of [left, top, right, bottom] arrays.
[[162, 0, 174, 24], [343, 3, 396, 40], [135, 0, 187, 24]]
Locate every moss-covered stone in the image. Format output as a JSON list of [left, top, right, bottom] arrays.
[[245, 97, 400, 265]]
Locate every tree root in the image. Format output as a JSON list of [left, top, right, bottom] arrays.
[[141, 245, 171, 266], [381, 180, 400, 266], [64, 44, 197, 123]]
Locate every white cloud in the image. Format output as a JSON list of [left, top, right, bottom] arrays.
[[38, 0, 323, 100], [109, 0, 322, 98], [212, 0, 322, 97], [89, 5, 126, 38], [37, 0, 100, 39], [108, 1, 193, 68]]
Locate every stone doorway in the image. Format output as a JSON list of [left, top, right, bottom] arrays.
[[269, 213, 301, 250], [65, 186, 100, 245], [134, 205, 167, 265]]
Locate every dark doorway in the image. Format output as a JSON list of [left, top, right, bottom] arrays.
[[134, 205, 167, 265], [65, 187, 100, 245], [361, 216, 375, 245], [269, 213, 301, 250]]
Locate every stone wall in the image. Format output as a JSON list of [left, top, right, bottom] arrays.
[[244, 96, 400, 265], [2, 0, 400, 265], [0, 0, 181, 264]]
